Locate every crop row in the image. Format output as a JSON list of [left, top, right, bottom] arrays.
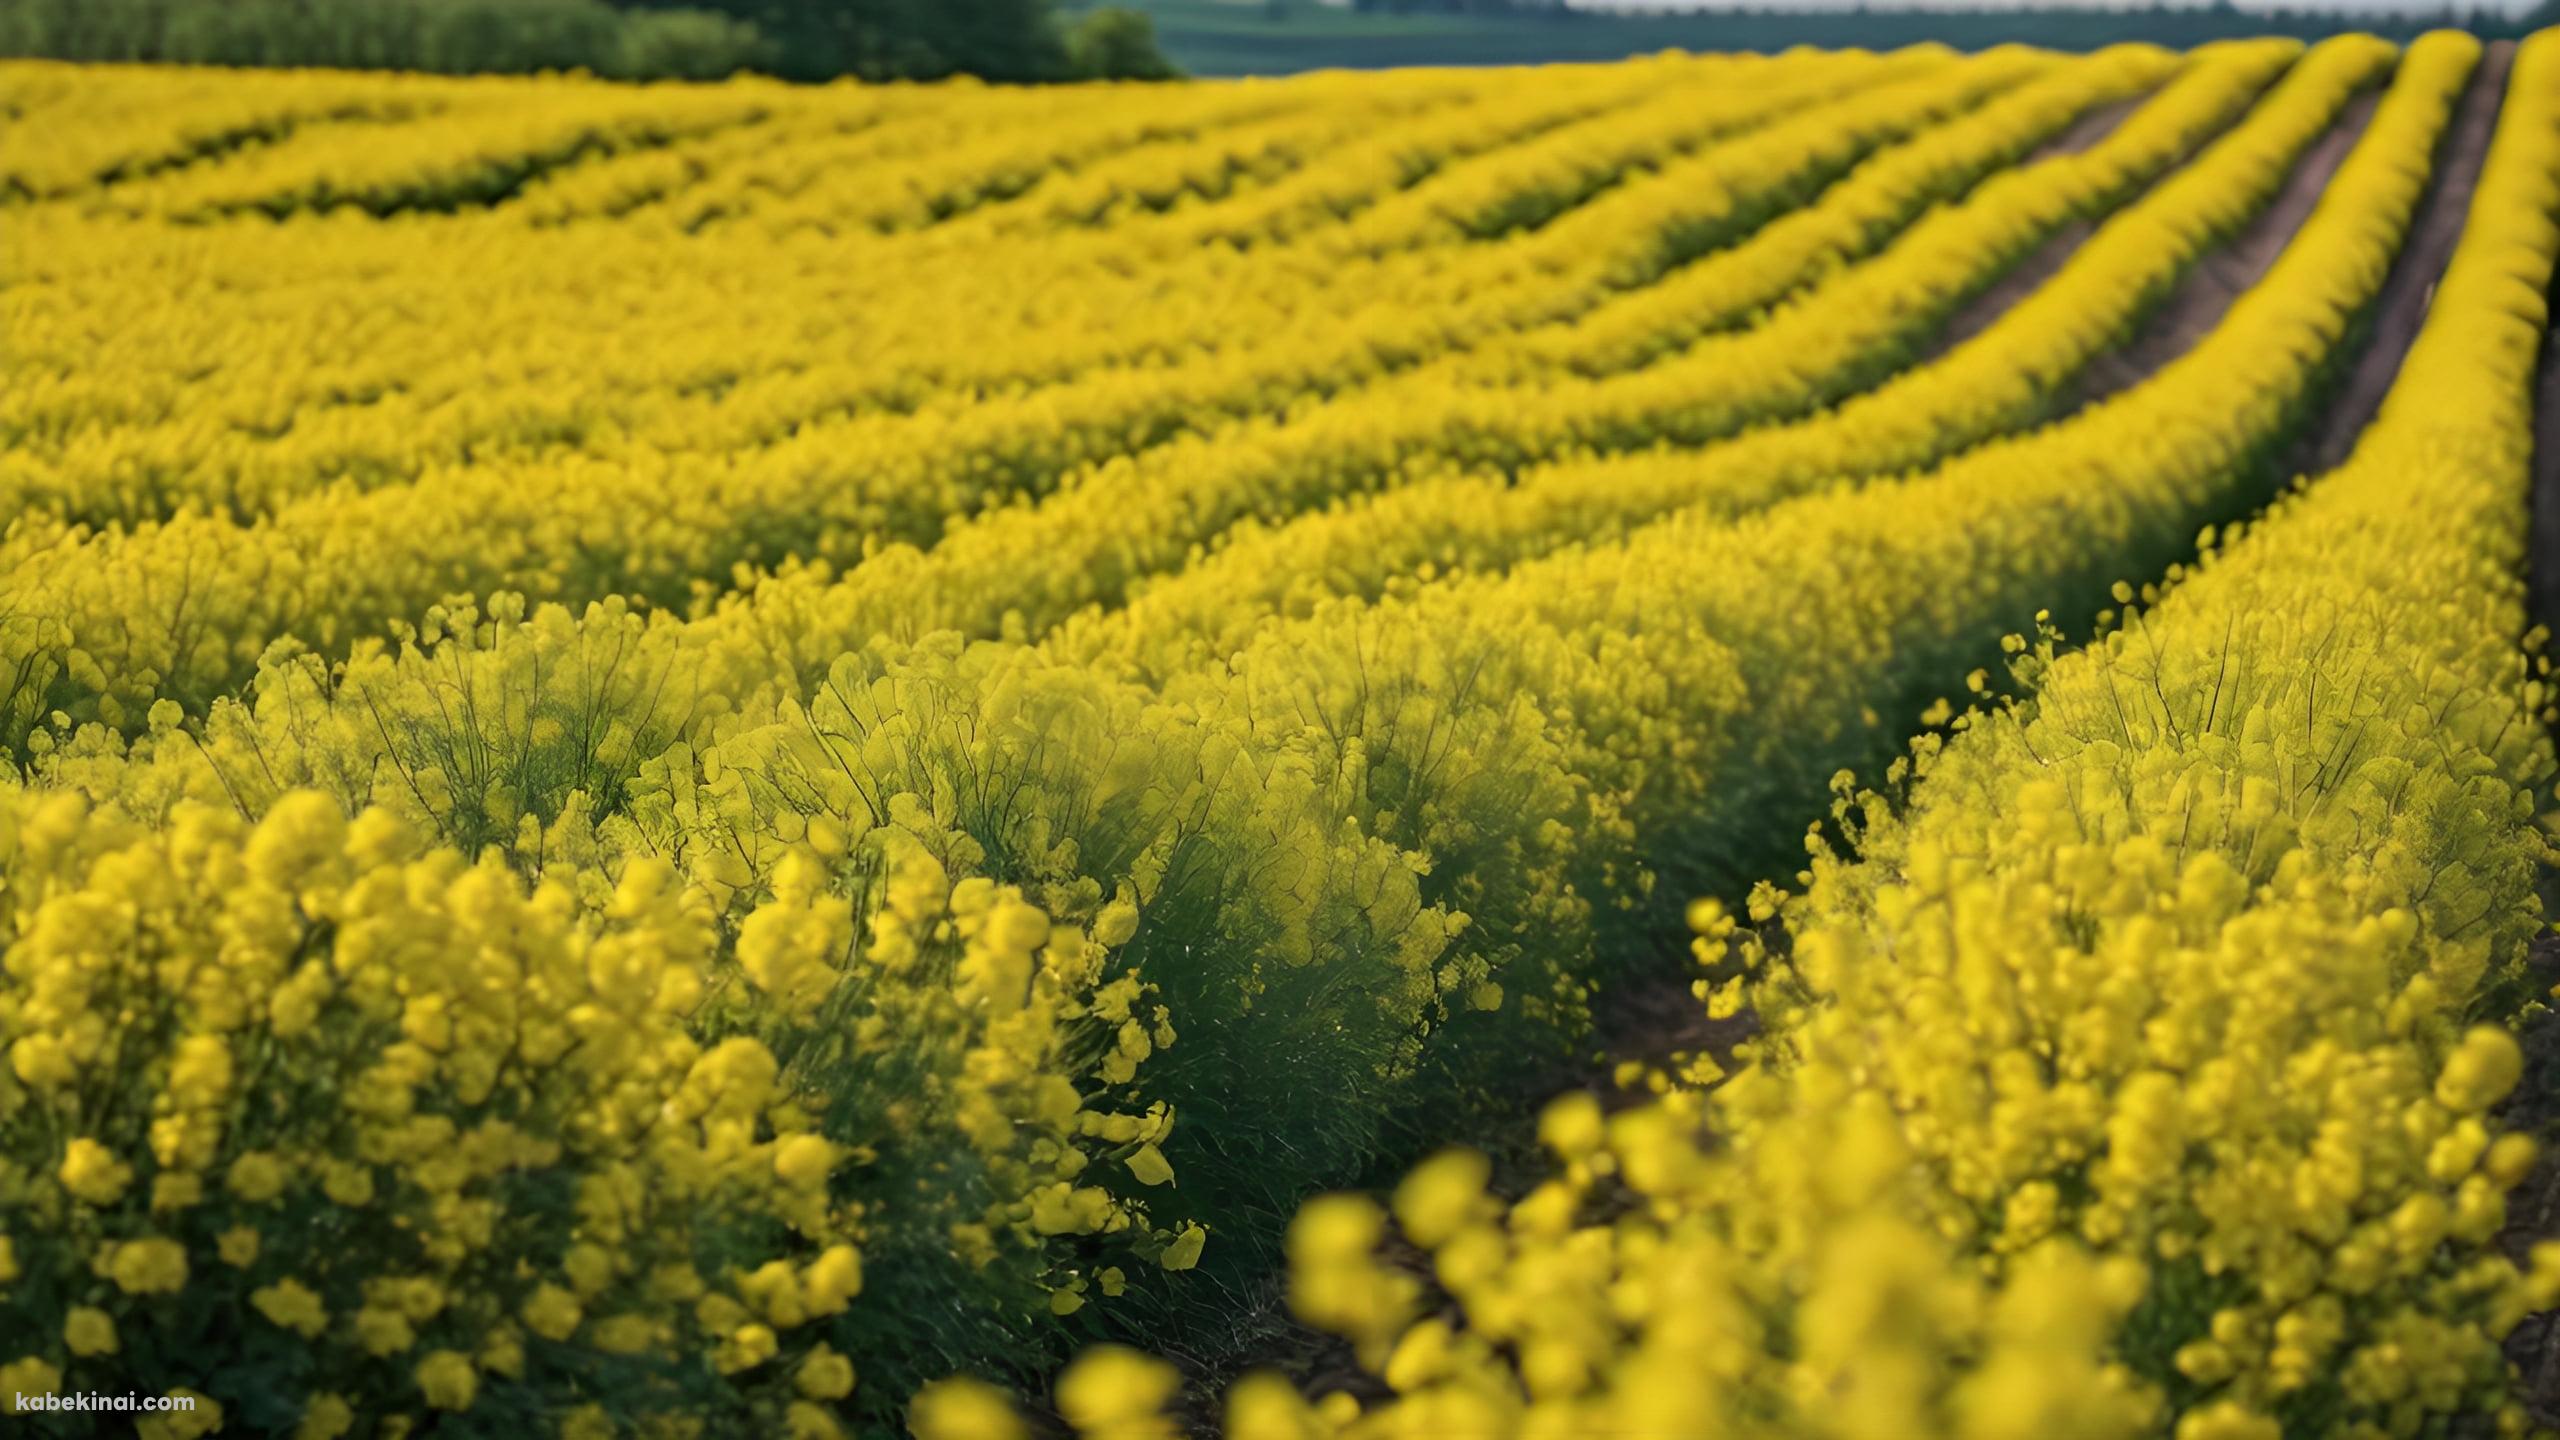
[[0, 42, 2281, 738], [0, 50, 1921, 529], [1198, 28, 2560, 1440]]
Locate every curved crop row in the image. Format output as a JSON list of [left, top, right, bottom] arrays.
[[1512, 41, 2178, 376], [0, 62, 449, 199], [0, 37, 2351, 848], [0, 50, 1934, 532], [539, 35, 2315, 717], [0, 51, 1921, 536], [96, 79, 778, 219], [1184, 28, 2560, 1440], [1053, 30, 2423, 685], [0, 50, 2037, 728], [1320, 49, 1902, 253], [0, 69, 1594, 492], [977, 79, 1499, 235], [1, 62, 1561, 488]]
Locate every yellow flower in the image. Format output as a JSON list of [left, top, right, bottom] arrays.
[[1094, 901, 1140, 948], [253, 1280, 331, 1339], [137, 1392, 221, 1440], [227, 1152, 289, 1205], [2174, 1402, 2283, 1440], [795, 1343, 856, 1400], [563, 1242, 615, 1298], [479, 1326, 525, 1379], [321, 1163, 375, 1209], [1392, 1148, 1490, 1248], [1225, 1372, 1326, 1440], [1, 1357, 62, 1404], [784, 1402, 845, 1440], [803, 1245, 863, 1317], [1160, 1224, 1207, 1272], [415, 1351, 478, 1411], [64, 1307, 118, 1357], [296, 1394, 355, 1440], [2435, 1028, 2524, 1114], [1124, 1144, 1174, 1188], [522, 1283, 584, 1342], [105, 1238, 187, 1296], [59, 1138, 133, 1206], [1537, 1091, 1604, 1160], [217, 1227, 262, 1268], [588, 1314, 658, 1356], [739, 1261, 807, 1328], [772, 1134, 835, 1190], [910, 1376, 1029, 1440], [2486, 1134, 2540, 1188], [717, 1323, 778, 1375], [151, 1174, 202, 1214], [356, 1306, 416, 1357], [166, 1036, 234, 1102], [1057, 1347, 1182, 1440], [10, 1035, 76, 1089], [1030, 1185, 1114, 1236]]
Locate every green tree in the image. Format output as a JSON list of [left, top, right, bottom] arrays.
[[1066, 4, 1178, 79], [0, 0, 768, 77], [641, 0, 1073, 81], [608, 6, 768, 78], [419, 0, 623, 74]]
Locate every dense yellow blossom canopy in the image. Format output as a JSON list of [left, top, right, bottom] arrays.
[[2, 26, 2556, 1438]]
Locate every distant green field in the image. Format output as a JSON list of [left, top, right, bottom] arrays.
[[1064, 0, 1742, 73], [1066, 0, 2496, 76]]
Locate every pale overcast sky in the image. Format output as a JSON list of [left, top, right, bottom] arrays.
[[1569, 0, 2530, 12]]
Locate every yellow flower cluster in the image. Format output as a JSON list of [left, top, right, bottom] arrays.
[[0, 62, 434, 199], [1052, 33, 2398, 685], [1047, 27, 2560, 1440], [1725, 36, 2560, 1429], [0, 788, 1181, 1431], [2, 49, 1992, 732], [0, 39, 2257, 764]]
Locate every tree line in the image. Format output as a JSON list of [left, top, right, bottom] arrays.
[[0, 0, 1178, 83]]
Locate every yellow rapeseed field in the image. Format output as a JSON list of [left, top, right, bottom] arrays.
[[1, 28, 2556, 1439]]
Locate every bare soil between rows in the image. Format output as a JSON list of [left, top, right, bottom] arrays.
[[2496, 938, 2560, 1425], [2514, 35, 2560, 1426], [2280, 41, 2514, 477]]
